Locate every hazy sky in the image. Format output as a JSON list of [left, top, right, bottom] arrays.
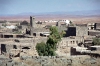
[[0, 0, 100, 15]]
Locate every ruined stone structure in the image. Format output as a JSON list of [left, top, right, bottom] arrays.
[[56, 21, 61, 27], [0, 36, 48, 57], [30, 16, 35, 36], [0, 16, 50, 58], [67, 24, 88, 37], [87, 23, 96, 30], [0, 33, 25, 38], [1, 17, 100, 66], [88, 30, 100, 36], [95, 23, 100, 30], [87, 23, 100, 36], [87, 23, 100, 30], [0, 38, 33, 56], [30, 16, 36, 28], [29, 16, 50, 37], [56, 36, 84, 56], [67, 26, 76, 37], [76, 24, 88, 37]]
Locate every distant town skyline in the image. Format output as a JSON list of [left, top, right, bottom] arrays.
[[0, 0, 100, 15]]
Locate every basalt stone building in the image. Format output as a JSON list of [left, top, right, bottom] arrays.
[[30, 16, 36, 36], [29, 16, 50, 37], [67, 24, 88, 37], [95, 23, 100, 30]]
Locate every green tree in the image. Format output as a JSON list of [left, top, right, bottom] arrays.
[[2, 23, 7, 27], [36, 26, 64, 56], [45, 26, 62, 56], [47, 26, 61, 50], [92, 38, 100, 45], [20, 20, 29, 26], [60, 30, 66, 37], [36, 42, 46, 56]]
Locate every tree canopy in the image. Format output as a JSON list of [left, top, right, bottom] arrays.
[[36, 26, 64, 56], [92, 38, 100, 45], [20, 21, 29, 26], [36, 42, 46, 56], [47, 26, 62, 50]]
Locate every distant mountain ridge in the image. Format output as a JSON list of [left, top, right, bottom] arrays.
[[16, 10, 100, 16], [0, 10, 100, 19]]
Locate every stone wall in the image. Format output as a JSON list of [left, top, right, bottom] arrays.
[[76, 24, 88, 37], [96, 23, 100, 30], [0, 37, 47, 56], [67, 24, 88, 37], [67, 26, 76, 37], [6, 44, 13, 53], [88, 30, 100, 36], [30, 16, 36, 28], [87, 23, 96, 30], [0, 38, 33, 42], [56, 37, 84, 56]]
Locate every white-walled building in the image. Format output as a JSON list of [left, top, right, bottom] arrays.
[[6, 25, 16, 29], [60, 20, 70, 25]]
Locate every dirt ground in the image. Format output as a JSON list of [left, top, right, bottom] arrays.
[[0, 16, 100, 24]]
